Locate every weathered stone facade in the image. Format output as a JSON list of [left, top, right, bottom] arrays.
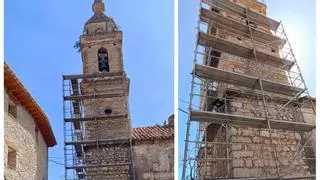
[[132, 124, 174, 180], [4, 92, 48, 180], [197, 0, 316, 179], [134, 140, 174, 180], [4, 64, 56, 180], [85, 145, 132, 179]]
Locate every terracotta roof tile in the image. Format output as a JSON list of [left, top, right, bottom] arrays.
[[132, 125, 174, 141]]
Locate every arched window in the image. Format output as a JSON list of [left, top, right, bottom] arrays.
[[98, 47, 109, 72]]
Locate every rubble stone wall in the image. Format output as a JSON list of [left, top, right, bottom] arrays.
[[4, 90, 49, 180], [133, 139, 174, 180], [85, 144, 131, 180]]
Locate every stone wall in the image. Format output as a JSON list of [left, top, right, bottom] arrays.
[[229, 127, 312, 177], [231, 0, 266, 15], [198, 124, 228, 179], [80, 32, 124, 74], [85, 144, 132, 179], [4, 90, 49, 180], [80, 69, 131, 141], [218, 53, 288, 84], [199, 125, 314, 179], [133, 139, 174, 180]]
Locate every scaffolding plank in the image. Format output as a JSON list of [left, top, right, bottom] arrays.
[[200, 8, 285, 47], [63, 71, 125, 80], [65, 114, 128, 123], [190, 111, 315, 131], [198, 32, 291, 68], [65, 138, 130, 145], [195, 64, 303, 96], [64, 92, 125, 100], [218, 174, 316, 180], [202, 0, 280, 31], [66, 163, 131, 170]]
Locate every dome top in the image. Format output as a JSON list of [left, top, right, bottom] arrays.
[[84, 0, 117, 34], [93, 0, 105, 14]]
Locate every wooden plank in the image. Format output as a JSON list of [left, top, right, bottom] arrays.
[[65, 114, 128, 122], [65, 138, 130, 145], [195, 64, 303, 96], [191, 111, 315, 131], [64, 93, 125, 100], [201, 0, 280, 31], [63, 72, 125, 80], [66, 163, 131, 170], [200, 8, 285, 47], [198, 32, 291, 68]]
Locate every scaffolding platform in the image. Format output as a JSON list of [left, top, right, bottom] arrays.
[[198, 32, 293, 68], [194, 64, 303, 96], [202, 0, 280, 31], [65, 138, 130, 146], [64, 92, 125, 100], [212, 174, 316, 180], [190, 111, 315, 132], [63, 72, 125, 80], [66, 163, 131, 170], [64, 114, 128, 123], [200, 8, 285, 47]]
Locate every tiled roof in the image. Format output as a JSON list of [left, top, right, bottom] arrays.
[[132, 125, 174, 141], [4, 62, 57, 147]]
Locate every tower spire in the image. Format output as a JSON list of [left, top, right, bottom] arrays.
[[93, 0, 105, 14]]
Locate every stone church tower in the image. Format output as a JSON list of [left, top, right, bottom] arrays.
[[63, 0, 133, 179], [80, 0, 133, 179], [80, 0, 131, 141], [63, 1, 174, 179]]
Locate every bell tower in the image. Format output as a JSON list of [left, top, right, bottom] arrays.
[[80, 0, 131, 141], [63, 0, 134, 179], [81, 0, 125, 75]]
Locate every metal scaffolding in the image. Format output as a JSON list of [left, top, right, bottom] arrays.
[[63, 72, 135, 180], [182, 0, 316, 179]]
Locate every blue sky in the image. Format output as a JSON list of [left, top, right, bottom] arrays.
[[178, 0, 316, 178], [5, 0, 173, 179]]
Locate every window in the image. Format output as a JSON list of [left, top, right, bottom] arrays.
[[210, 27, 217, 36], [211, 7, 220, 13], [104, 109, 112, 115], [98, 47, 109, 72], [8, 101, 17, 118], [7, 147, 16, 168], [209, 50, 221, 68]]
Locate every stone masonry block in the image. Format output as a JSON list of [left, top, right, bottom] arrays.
[[233, 151, 254, 158]]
